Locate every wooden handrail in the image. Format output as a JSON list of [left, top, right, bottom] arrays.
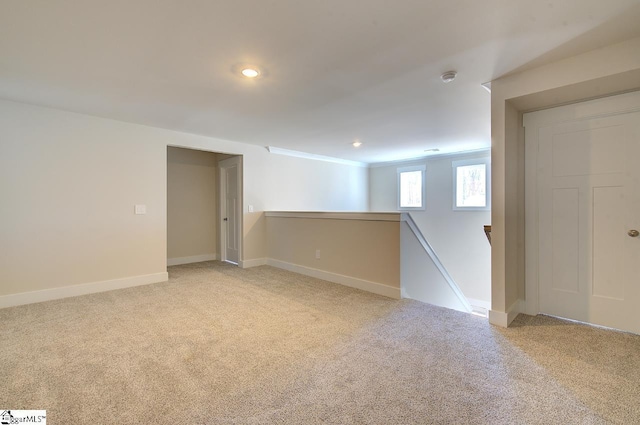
[[484, 225, 491, 245]]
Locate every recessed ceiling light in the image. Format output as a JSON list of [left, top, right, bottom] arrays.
[[353, 140, 362, 147], [241, 68, 260, 78], [441, 71, 457, 83], [424, 148, 440, 152]]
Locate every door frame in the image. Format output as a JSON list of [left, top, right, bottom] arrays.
[[523, 90, 640, 316], [219, 156, 243, 265]]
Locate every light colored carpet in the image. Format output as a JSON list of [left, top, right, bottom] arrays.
[[1, 261, 639, 424]]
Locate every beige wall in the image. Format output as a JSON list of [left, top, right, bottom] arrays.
[[490, 36, 640, 326], [0, 101, 167, 296], [167, 147, 218, 261], [369, 152, 491, 304], [266, 215, 400, 288], [0, 99, 369, 299]]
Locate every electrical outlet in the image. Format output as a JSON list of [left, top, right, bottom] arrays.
[[315, 249, 321, 259], [134, 204, 146, 215]]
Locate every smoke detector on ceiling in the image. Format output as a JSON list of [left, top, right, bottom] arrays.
[[441, 71, 457, 83]]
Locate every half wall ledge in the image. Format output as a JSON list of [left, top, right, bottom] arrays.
[[264, 211, 473, 315], [264, 211, 402, 222]]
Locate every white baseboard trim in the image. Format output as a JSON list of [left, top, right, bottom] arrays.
[[467, 298, 491, 311], [167, 253, 218, 266], [0, 272, 169, 309], [266, 258, 401, 299], [488, 299, 524, 328], [467, 298, 491, 317], [239, 258, 267, 268]]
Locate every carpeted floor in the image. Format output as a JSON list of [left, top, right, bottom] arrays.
[[1, 261, 639, 424]]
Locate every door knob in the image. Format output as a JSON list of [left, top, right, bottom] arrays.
[[223, 218, 228, 221], [628, 229, 639, 237]]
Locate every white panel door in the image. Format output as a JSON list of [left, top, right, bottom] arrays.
[[534, 111, 640, 334], [219, 156, 241, 264]]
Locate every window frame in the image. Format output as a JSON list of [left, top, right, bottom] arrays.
[[452, 157, 491, 211], [397, 164, 426, 211]]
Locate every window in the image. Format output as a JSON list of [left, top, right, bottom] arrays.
[[397, 165, 426, 210], [452, 157, 490, 210]]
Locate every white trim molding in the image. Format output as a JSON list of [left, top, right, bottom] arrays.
[[267, 146, 368, 168], [239, 258, 267, 268], [167, 253, 218, 266], [266, 258, 401, 299], [522, 90, 640, 128], [370, 148, 491, 168], [467, 298, 491, 311], [0, 272, 169, 309], [489, 299, 524, 328]]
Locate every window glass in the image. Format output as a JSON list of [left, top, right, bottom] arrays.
[[397, 165, 425, 210], [456, 164, 486, 207], [400, 170, 423, 208], [452, 158, 490, 211]]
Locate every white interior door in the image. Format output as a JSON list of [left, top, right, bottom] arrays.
[[525, 94, 640, 334], [219, 156, 241, 265]]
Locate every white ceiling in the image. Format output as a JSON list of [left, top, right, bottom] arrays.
[[1, 1, 640, 163]]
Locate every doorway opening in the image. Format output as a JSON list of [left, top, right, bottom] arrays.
[[167, 146, 243, 267]]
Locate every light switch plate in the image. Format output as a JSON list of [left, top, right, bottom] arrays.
[[135, 204, 147, 215], [248, 204, 254, 213]]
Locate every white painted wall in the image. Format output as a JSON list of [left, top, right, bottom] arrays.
[[369, 152, 491, 305], [259, 153, 368, 212], [0, 99, 369, 300], [400, 221, 471, 313]]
